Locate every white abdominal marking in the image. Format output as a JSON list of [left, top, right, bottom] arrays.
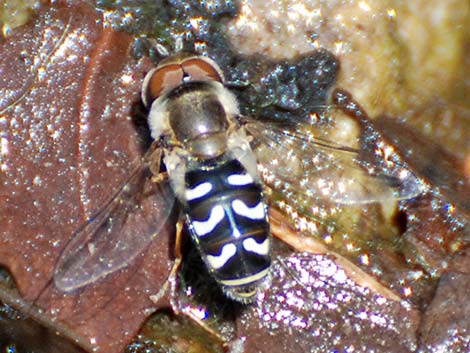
[[242, 237, 270, 255], [206, 243, 237, 270], [227, 173, 254, 186], [231, 200, 265, 219], [185, 182, 212, 201], [192, 205, 225, 236], [219, 268, 270, 286], [232, 227, 242, 238]]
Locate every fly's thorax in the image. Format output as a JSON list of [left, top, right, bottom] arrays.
[[162, 81, 240, 160], [165, 82, 228, 159]]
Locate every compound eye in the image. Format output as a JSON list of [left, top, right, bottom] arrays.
[[141, 63, 184, 107], [182, 57, 224, 83]]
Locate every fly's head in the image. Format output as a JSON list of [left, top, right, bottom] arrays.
[[142, 53, 240, 161]]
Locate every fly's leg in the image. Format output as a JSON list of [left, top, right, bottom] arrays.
[[151, 172, 168, 184], [167, 215, 184, 309], [171, 218, 227, 344], [150, 214, 227, 343], [149, 214, 183, 304]]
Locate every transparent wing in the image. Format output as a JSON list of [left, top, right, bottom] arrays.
[[54, 147, 175, 292], [243, 117, 424, 205]]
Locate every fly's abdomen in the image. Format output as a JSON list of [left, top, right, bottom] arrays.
[[184, 159, 271, 302]]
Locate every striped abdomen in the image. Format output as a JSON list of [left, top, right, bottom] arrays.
[[184, 159, 271, 302]]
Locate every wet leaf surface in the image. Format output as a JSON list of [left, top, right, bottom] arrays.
[[0, 293, 86, 353], [126, 310, 225, 353], [0, 3, 174, 352], [419, 272, 470, 352], [237, 253, 420, 353]]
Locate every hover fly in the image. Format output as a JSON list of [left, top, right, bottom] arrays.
[[53, 52, 424, 303]]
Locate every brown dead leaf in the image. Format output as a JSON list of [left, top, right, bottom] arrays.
[[0, 3, 174, 352], [236, 252, 420, 353]]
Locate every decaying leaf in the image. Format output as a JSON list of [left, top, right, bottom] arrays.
[[0, 3, 175, 352]]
